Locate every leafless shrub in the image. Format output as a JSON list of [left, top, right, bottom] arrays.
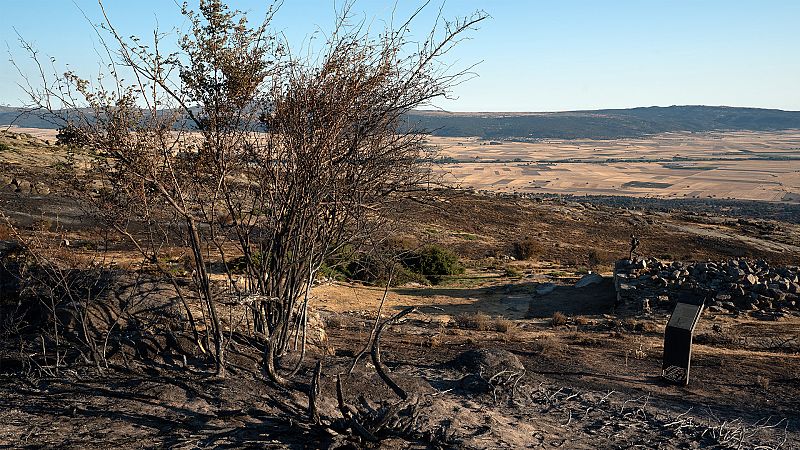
[[0, 216, 114, 373], [14, 0, 486, 383]]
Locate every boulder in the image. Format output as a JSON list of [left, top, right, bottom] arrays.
[[15, 179, 32, 193], [575, 273, 604, 288], [451, 348, 525, 393], [34, 183, 50, 196]]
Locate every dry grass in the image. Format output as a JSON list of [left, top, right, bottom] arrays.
[[0, 223, 13, 240], [453, 311, 493, 331], [452, 312, 520, 342], [530, 336, 565, 356], [325, 314, 353, 330], [573, 335, 603, 347], [428, 333, 445, 348], [494, 317, 516, 333], [550, 311, 568, 327]]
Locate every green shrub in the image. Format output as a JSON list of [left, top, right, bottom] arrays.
[[402, 245, 464, 284], [0, 142, 10, 152]]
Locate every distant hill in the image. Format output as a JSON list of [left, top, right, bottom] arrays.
[[0, 107, 63, 129], [4, 105, 800, 140], [406, 106, 800, 140]]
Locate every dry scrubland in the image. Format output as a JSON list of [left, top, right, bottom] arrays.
[[431, 131, 800, 202], [9, 126, 800, 202], [1, 129, 799, 449]]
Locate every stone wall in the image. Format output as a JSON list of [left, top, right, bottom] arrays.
[[613, 257, 800, 317]]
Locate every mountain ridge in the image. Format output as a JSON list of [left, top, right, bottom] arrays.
[[3, 105, 800, 140]]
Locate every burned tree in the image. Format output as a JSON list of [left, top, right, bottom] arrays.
[[15, 0, 486, 385]]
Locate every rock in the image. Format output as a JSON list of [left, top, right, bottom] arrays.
[[744, 274, 759, 286], [616, 259, 635, 271], [575, 273, 604, 288], [34, 183, 50, 196], [536, 283, 556, 296], [451, 348, 525, 393], [708, 305, 726, 313], [15, 179, 32, 194], [767, 289, 787, 302], [714, 293, 732, 302], [721, 302, 737, 311]]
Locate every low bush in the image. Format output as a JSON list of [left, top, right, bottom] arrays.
[[512, 237, 543, 260], [453, 312, 518, 336], [493, 317, 516, 333], [550, 311, 568, 327], [531, 336, 565, 356], [503, 266, 522, 278], [402, 245, 464, 284], [453, 311, 492, 331]]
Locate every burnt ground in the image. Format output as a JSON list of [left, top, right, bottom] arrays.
[[1, 131, 799, 448], [1, 297, 798, 449]]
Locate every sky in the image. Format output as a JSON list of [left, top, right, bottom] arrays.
[[1, 0, 798, 112]]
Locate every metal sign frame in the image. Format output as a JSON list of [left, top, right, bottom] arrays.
[[662, 302, 703, 385]]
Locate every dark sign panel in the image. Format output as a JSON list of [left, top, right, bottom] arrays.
[[662, 302, 703, 385]]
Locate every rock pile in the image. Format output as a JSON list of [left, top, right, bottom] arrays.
[[614, 257, 800, 316], [0, 177, 50, 195]]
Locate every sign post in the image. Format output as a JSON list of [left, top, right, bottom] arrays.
[[662, 302, 703, 385]]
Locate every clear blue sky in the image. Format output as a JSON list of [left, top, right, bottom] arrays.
[[1, 0, 798, 112]]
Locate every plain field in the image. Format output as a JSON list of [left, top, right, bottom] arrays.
[[429, 131, 800, 202]]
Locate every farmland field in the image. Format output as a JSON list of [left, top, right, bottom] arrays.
[[430, 131, 800, 202]]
